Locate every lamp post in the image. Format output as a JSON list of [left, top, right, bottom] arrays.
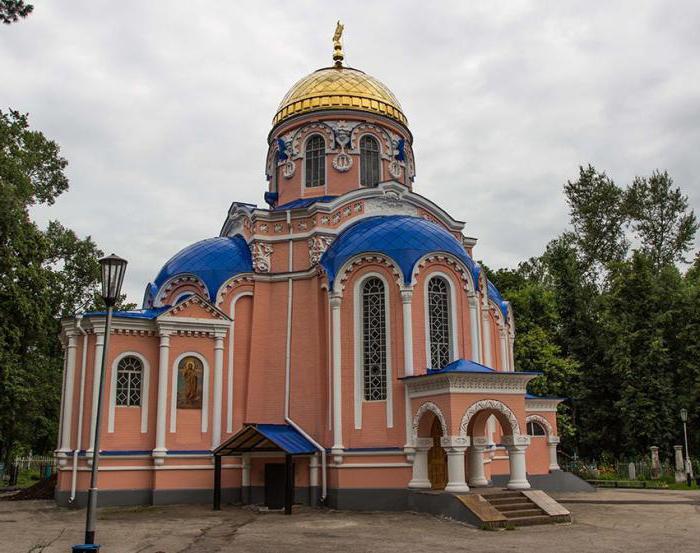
[[81, 254, 127, 548], [680, 408, 693, 486]]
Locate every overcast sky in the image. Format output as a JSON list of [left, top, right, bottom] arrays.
[[2, 1, 699, 304]]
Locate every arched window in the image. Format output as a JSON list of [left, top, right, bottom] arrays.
[[305, 135, 325, 187], [362, 277, 387, 401], [527, 421, 547, 437], [116, 356, 143, 406], [428, 277, 451, 369], [360, 135, 381, 187]]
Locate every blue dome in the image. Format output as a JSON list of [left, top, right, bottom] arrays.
[[487, 279, 509, 319], [145, 236, 253, 306], [320, 216, 480, 288]]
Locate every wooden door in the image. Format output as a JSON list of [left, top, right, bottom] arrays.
[[427, 418, 447, 490], [264, 463, 288, 509]]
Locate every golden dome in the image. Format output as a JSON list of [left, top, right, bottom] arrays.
[[272, 66, 407, 127]]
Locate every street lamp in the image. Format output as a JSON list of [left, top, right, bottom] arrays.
[[680, 408, 693, 486], [81, 254, 127, 548]]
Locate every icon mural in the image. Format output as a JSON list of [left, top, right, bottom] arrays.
[[177, 356, 203, 409]]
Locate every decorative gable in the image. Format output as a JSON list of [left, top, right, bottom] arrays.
[[159, 294, 230, 321]]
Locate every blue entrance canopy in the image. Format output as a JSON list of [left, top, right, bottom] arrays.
[[213, 423, 317, 456]]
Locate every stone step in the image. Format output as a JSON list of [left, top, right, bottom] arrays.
[[504, 515, 558, 527], [495, 502, 537, 511], [488, 497, 530, 506], [502, 508, 545, 519]]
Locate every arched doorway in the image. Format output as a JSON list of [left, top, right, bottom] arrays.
[[460, 399, 530, 490], [409, 401, 448, 490], [427, 418, 447, 490]]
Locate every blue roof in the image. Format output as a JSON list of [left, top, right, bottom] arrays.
[[428, 358, 495, 374], [84, 307, 169, 320], [487, 279, 509, 319], [254, 424, 317, 454], [320, 216, 480, 288], [275, 195, 338, 211], [145, 236, 252, 306]]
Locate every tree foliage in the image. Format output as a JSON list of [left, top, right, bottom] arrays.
[[492, 164, 700, 460], [0, 110, 102, 464], [0, 0, 33, 24]]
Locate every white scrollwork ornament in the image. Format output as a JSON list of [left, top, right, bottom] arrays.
[[307, 235, 334, 265], [252, 242, 273, 273], [282, 160, 296, 179], [332, 152, 353, 172], [388, 160, 402, 179]]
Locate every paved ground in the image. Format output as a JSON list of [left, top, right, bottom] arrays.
[[0, 489, 698, 552]]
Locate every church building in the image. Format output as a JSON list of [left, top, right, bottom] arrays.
[[56, 27, 566, 514]]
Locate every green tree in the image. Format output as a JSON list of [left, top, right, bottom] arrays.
[[1, 0, 32, 24], [625, 170, 698, 269], [0, 110, 102, 464]]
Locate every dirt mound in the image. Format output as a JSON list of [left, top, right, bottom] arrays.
[[3, 473, 56, 501]]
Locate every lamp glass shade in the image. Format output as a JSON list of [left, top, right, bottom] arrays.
[[99, 254, 127, 306], [680, 408, 688, 423]]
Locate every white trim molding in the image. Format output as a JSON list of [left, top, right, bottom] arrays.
[[411, 401, 447, 443], [423, 271, 459, 368], [352, 271, 393, 430], [108, 351, 151, 434], [403, 371, 537, 400], [526, 414, 554, 437], [525, 397, 563, 413], [170, 351, 211, 434], [459, 399, 522, 437]]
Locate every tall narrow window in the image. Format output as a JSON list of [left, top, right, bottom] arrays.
[[360, 135, 381, 186], [362, 277, 387, 400], [305, 135, 325, 187], [116, 356, 143, 406], [428, 277, 451, 369]]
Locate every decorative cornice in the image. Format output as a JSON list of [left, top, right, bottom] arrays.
[[404, 372, 537, 398], [525, 397, 562, 412]]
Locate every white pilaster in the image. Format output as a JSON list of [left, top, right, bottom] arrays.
[[153, 332, 170, 464], [468, 436, 489, 487], [408, 437, 433, 489], [504, 434, 531, 490], [330, 292, 343, 458], [400, 287, 414, 377], [59, 334, 78, 453], [498, 328, 508, 372], [547, 436, 561, 471], [482, 309, 493, 368], [309, 454, 319, 487], [468, 295, 481, 363], [441, 435, 470, 493], [88, 332, 105, 453], [211, 333, 225, 449], [241, 453, 251, 486]]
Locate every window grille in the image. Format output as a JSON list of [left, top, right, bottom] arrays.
[[360, 135, 381, 187], [362, 277, 387, 400], [116, 356, 143, 406], [305, 135, 326, 187], [527, 421, 547, 437], [428, 277, 451, 369]]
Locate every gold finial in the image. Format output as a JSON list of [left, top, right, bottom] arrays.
[[332, 20, 344, 67]]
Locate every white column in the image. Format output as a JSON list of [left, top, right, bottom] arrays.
[[309, 454, 319, 488], [330, 293, 343, 458], [441, 436, 470, 493], [504, 434, 531, 490], [468, 295, 481, 363], [153, 332, 170, 463], [498, 328, 508, 372], [211, 333, 225, 449], [59, 334, 78, 453], [408, 437, 433, 489], [468, 436, 489, 487], [400, 287, 414, 377], [482, 309, 493, 367], [88, 332, 105, 453], [547, 436, 561, 471]]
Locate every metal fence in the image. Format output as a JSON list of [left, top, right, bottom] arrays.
[[1, 454, 57, 487]]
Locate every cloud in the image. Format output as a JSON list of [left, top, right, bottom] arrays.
[[2, 0, 698, 303]]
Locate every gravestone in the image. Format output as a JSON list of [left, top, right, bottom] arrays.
[[628, 462, 636, 480], [674, 445, 685, 482], [650, 446, 661, 480]]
